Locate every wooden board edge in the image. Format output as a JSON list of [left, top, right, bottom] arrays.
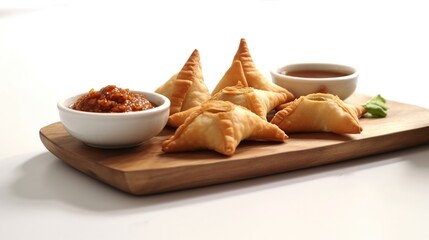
[[39, 126, 133, 194], [123, 125, 429, 195]]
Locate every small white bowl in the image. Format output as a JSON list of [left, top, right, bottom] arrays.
[[57, 91, 170, 148], [271, 63, 359, 100]]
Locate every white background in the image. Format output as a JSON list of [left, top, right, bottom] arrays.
[[1, 0, 429, 239]]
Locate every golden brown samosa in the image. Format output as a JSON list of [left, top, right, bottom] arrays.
[[155, 49, 210, 115], [232, 38, 295, 102], [271, 93, 365, 134], [162, 100, 287, 156]]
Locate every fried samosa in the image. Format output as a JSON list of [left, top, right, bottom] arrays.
[[271, 93, 365, 134], [162, 100, 287, 156], [232, 38, 295, 102], [155, 49, 210, 115]]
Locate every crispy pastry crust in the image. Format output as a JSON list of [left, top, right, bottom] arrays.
[[211, 60, 248, 96]]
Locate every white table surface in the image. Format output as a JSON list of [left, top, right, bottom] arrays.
[[1, 1, 429, 239]]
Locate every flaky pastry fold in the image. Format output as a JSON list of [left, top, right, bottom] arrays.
[[155, 49, 210, 115], [270, 93, 365, 134], [162, 100, 287, 156], [232, 38, 295, 102]]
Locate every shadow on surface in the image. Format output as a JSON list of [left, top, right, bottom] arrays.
[[10, 143, 429, 214]]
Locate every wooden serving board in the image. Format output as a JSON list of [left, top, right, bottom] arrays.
[[40, 94, 429, 195]]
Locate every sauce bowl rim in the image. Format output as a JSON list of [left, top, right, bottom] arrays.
[[271, 62, 359, 82]]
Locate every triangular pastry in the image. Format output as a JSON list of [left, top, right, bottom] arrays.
[[155, 49, 210, 115], [168, 84, 289, 127], [270, 93, 364, 134], [162, 100, 287, 156], [211, 60, 248, 96], [233, 38, 295, 102]]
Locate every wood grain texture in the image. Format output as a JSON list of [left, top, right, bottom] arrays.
[[39, 94, 429, 195]]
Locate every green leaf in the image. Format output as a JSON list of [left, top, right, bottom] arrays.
[[363, 94, 388, 118]]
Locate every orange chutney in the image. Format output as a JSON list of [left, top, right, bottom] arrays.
[[71, 85, 154, 113]]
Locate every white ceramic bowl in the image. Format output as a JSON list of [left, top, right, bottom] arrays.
[[57, 91, 170, 148], [271, 63, 359, 100]]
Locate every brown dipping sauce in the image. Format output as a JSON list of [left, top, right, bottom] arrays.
[[282, 69, 350, 78], [71, 85, 154, 113]]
